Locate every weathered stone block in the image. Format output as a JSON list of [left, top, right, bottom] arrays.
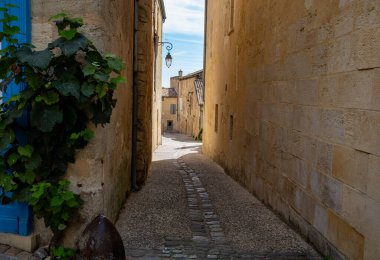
[[327, 34, 355, 74], [353, 27, 380, 70], [308, 169, 342, 211], [332, 145, 369, 193], [333, 9, 354, 37], [354, 0, 380, 29], [319, 108, 345, 143], [327, 210, 364, 260], [368, 155, 380, 202], [295, 79, 319, 106], [313, 202, 328, 236], [344, 110, 380, 156], [341, 185, 380, 259]]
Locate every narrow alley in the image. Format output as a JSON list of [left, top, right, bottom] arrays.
[[116, 133, 320, 259]]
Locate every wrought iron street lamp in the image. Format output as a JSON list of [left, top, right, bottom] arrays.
[[159, 41, 173, 68]]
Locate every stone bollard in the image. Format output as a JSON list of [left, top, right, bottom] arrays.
[[76, 215, 125, 260]]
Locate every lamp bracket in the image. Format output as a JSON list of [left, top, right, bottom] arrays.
[[158, 41, 173, 52]]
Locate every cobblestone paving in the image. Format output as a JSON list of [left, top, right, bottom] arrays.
[[0, 133, 322, 260], [119, 133, 322, 260]]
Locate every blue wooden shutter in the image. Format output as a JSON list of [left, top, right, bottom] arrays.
[[0, 0, 32, 236]]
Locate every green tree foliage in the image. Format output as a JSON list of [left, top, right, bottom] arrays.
[[0, 6, 125, 256]]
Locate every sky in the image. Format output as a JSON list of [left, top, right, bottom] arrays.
[[161, 0, 205, 88]]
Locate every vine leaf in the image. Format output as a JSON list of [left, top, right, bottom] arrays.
[[58, 29, 77, 40], [16, 47, 53, 70], [80, 82, 94, 97], [106, 56, 124, 72], [30, 104, 63, 132], [0, 129, 15, 150], [82, 64, 97, 77], [24, 153, 42, 170], [35, 91, 60, 105], [7, 153, 19, 166], [111, 75, 126, 85], [94, 72, 109, 82], [51, 196, 64, 207], [54, 78, 81, 99], [17, 145, 34, 158], [49, 34, 89, 56]]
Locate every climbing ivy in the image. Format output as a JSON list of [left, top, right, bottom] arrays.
[[0, 5, 125, 256]]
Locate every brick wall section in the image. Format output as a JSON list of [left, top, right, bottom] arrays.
[[31, 0, 134, 247], [204, 0, 380, 259]]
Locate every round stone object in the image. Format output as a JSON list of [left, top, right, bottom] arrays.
[[77, 215, 125, 260]]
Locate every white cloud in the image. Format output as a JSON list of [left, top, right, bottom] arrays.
[[163, 0, 205, 36]]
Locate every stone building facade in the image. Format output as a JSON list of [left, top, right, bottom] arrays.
[[204, 0, 380, 259], [0, 0, 165, 250], [162, 88, 179, 132], [171, 70, 204, 138], [152, 0, 165, 152]]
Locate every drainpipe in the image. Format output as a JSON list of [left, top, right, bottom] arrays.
[[131, 0, 139, 192], [203, 0, 208, 104]]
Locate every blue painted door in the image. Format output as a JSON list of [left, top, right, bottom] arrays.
[[0, 0, 32, 236]]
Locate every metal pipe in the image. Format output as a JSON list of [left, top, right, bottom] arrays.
[[203, 0, 208, 103], [131, 0, 139, 192]]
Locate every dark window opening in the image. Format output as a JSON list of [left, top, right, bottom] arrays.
[[170, 104, 177, 114], [167, 120, 173, 131]]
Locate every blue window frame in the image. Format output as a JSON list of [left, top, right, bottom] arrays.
[[0, 0, 32, 236]]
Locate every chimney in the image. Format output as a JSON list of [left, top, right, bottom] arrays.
[[178, 69, 183, 77]]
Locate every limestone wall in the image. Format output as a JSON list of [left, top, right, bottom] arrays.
[[152, 0, 164, 152], [177, 75, 203, 138], [135, 0, 154, 186], [204, 0, 380, 259], [162, 97, 179, 132], [31, 0, 134, 246]]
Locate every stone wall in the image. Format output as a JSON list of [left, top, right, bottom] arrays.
[[204, 0, 380, 259], [135, 0, 154, 186], [176, 73, 203, 138], [162, 96, 179, 132], [31, 0, 134, 247], [152, 0, 164, 152]]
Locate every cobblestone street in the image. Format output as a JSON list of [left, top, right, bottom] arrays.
[[115, 133, 321, 260]]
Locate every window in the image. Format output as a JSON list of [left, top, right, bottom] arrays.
[[215, 104, 219, 132], [170, 104, 176, 114], [229, 115, 234, 140]]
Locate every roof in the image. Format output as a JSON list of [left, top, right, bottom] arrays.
[[180, 69, 203, 80], [194, 79, 204, 105], [170, 69, 204, 80], [162, 88, 177, 97]]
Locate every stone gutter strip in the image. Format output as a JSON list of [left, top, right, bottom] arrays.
[[0, 244, 38, 260]]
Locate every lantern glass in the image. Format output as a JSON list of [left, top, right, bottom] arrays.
[[165, 52, 172, 68]]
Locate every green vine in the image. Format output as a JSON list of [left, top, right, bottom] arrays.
[[0, 6, 125, 256]]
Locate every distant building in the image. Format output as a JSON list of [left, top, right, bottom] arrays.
[[162, 88, 179, 132], [170, 70, 204, 139]]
